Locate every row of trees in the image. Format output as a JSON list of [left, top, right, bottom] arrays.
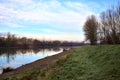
[[84, 3, 120, 45], [0, 33, 83, 48]]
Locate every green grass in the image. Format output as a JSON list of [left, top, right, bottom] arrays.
[[1, 45, 120, 80]]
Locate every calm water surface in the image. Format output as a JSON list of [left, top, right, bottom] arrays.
[[0, 47, 66, 74]]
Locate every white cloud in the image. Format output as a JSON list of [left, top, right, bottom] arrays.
[[5, 22, 23, 28], [0, 0, 98, 41], [9, 0, 32, 4], [0, 0, 96, 28]]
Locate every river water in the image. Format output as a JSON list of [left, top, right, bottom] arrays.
[[0, 47, 73, 74]]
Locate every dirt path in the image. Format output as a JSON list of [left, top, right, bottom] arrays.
[[0, 50, 69, 79]]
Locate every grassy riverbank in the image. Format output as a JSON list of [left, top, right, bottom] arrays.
[[1, 45, 120, 80]]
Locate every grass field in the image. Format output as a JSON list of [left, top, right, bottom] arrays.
[[1, 45, 120, 80]]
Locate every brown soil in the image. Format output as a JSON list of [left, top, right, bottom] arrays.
[[0, 50, 69, 79]]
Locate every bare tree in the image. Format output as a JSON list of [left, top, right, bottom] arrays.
[[100, 4, 120, 44], [83, 15, 98, 45]]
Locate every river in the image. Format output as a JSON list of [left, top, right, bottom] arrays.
[[0, 46, 76, 74]]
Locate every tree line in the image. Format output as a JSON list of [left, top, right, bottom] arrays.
[[0, 32, 83, 48], [84, 3, 120, 45]]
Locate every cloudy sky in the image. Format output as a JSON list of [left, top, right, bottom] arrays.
[[0, 0, 117, 41]]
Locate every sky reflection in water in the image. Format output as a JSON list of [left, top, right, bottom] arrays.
[[0, 48, 63, 74]]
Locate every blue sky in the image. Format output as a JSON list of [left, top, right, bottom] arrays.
[[0, 0, 118, 41]]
